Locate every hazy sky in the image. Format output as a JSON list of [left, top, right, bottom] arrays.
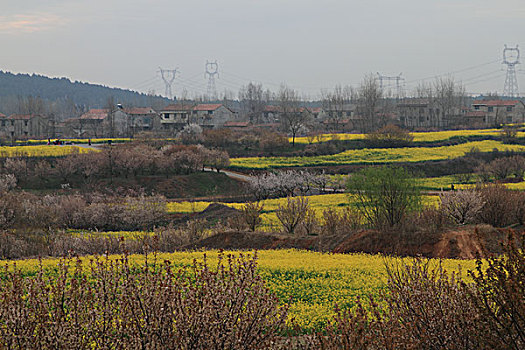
[[1, 0, 525, 99]]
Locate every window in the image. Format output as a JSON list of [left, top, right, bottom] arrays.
[[163, 113, 169, 119], [474, 105, 480, 110], [507, 116, 513, 123], [208, 110, 213, 115], [24, 121, 28, 126], [507, 106, 513, 112], [488, 107, 494, 112], [1, 121, 4, 127]]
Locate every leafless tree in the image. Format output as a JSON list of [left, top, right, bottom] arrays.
[[356, 74, 382, 132], [321, 85, 353, 132], [433, 76, 466, 128], [277, 84, 309, 146], [239, 82, 266, 124]]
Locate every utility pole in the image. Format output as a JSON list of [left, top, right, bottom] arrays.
[[502, 45, 520, 98], [377, 73, 404, 98], [205, 60, 219, 100], [158, 67, 178, 100]]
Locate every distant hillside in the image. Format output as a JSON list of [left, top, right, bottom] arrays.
[[0, 71, 171, 114]]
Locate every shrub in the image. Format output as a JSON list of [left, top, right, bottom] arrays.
[[477, 183, 513, 227], [241, 201, 264, 232], [439, 189, 485, 225], [466, 231, 525, 349], [365, 123, 414, 146], [276, 196, 309, 234], [347, 166, 421, 229], [0, 252, 288, 349]]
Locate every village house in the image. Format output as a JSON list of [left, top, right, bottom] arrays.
[[397, 98, 444, 129], [470, 100, 525, 126], [0, 114, 50, 141], [63, 108, 129, 138], [158, 104, 195, 133], [124, 107, 160, 134], [192, 104, 236, 129]]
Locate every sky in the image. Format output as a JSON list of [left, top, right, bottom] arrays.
[[1, 0, 525, 99]]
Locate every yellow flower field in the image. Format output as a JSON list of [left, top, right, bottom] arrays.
[[291, 128, 525, 144], [0, 249, 476, 332], [231, 140, 525, 169], [0, 145, 96, 158], [168, 193, 440, 229]]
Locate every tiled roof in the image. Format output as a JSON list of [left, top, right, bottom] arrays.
[[193, 104, 223, 111], [264, 105, 280, 112], [308, 107, 322, 114], [0, 113, 6, 118], [80, 109, 108, 120], [124, 107, 156, 115], [472, 100, 520, 107], [161, 104, 194, 112], [7, 114, 33, 120]]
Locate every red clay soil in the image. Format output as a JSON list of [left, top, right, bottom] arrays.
[[184, 224, 512, 259]]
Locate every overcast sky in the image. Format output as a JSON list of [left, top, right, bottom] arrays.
[[1, 0, 525, 99]]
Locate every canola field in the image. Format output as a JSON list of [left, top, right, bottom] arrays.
[[0, 145, 96, 158], [291, 128, 525, 144], [167, 193, 440, 230], [231, 140, 525, 169], [0, 249, 476, 332]]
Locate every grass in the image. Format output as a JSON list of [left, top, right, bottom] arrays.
[[0, 249, 476, 332], [230, 140, 525, 169]]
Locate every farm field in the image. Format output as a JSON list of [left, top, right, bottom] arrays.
[[167, 193, 440, 230], [291, 128, 525, 144], [0, 249, 476, 332], [230, 140, 525, 169], [0, 145, 95, 157]]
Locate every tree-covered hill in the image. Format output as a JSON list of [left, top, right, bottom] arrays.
[[0, 71, 171, 116]]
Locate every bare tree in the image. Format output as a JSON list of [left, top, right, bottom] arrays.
[[356, 74, 382, 132], [239, 82, 266, 124], [105, 96, 117, 138], [321, 85, 353, 132], [277, 85, 309, 147], [433, 76, 466, 128]]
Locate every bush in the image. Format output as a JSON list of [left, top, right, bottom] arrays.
[[0, 252, 288, 349], [241, 201, 264, 232], [477, 183, 513, 227], [347, 166, 421, 229], [276, 196, 309, 234], [439, 189, 485, 225]]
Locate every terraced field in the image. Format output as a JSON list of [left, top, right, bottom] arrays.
[[231, 140, 525, 169], [291, 128, 525, 144]]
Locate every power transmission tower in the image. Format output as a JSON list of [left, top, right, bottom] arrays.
[[377, 73, 405, 98], [158, 67, 178, 100], [502, 45, 520, 98], [205, 60, 219, 100]]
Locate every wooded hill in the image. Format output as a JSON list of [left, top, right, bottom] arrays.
[[0, 71, 171, 116]]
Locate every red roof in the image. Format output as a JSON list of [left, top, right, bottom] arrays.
[[193, 104, 223, 111], [7, 114, 33, 120], [223, 121, 250, 127], [124, 107, 156, 115], [264, 105, 281, 113], [161, 104, 194, 112], [80, 109, 108, 120], [472, 100, 520, 107], [0, 113, 6, 118], [309, 107, 322, 114], [466, 111, 486, 117]]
